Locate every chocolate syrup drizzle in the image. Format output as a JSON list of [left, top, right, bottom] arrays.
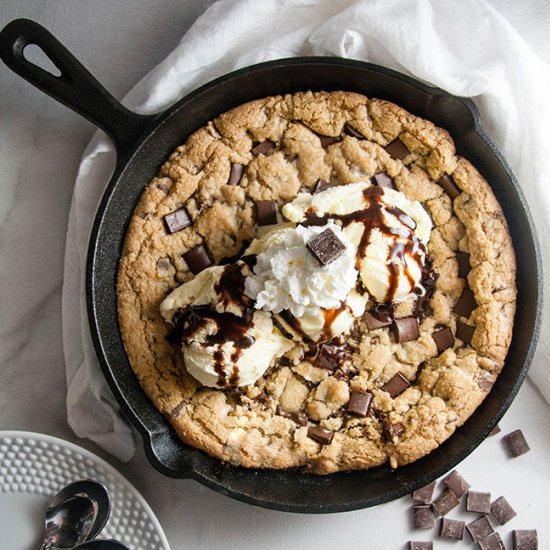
[[170, 262, 256, 386]]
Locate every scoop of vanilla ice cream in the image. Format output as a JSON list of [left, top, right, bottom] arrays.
[[160, 262, 292, 388], [282, 182, 432, 303], [244, 221, 358, 318], [182, 309, 292, 388]]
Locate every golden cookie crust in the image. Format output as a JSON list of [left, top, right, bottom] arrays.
[[117, 91, 516, 474]]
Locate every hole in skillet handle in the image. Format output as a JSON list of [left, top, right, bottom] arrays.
[[0, 18, 155, 160], [22, 43, 62, 76]]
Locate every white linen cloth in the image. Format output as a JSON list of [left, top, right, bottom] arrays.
[[62, 0, 550, 462]]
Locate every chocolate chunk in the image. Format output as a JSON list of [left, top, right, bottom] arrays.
[[314, 178, 334, 194], [255, 200, 278, 226], [347, 391, 372, 417], [413, 505, 436, 529], [489, 424, 502, 436], [437, 173, 461, 199], [251, 139, 276, 156], [300, 214, 329, 227], [164, 207, 191, 234], [183, 245, 212, 275], [381, 372, 410, 398], [477, 374, 494, 392], [503, 429, 531, 457], [466, 490, 492, 514], [490, 496, 517, 525], [432, 489, 460, 516], [439, 518, 465, 540], [454, 287, 477, 318], [456, 321, 475, 345], [408, 543, 432, 550], [344, 123, 366, 139], [307, 426, 333, 445], [442, 470, 471, 498], [456, 251, 471, 278], [478, 532, 505, 550], [432, 327, 454, 354], [315, 341, 346, 371], [385, 137, 409, 160], [393, 317, 419, 343], [156, 256, 171, 271], [228, 163, 245, 185], [384, 422, 405, 440], [512, 529, 538, 549], [364, 312, 392, 330], [412, 481, 436, 504], [284, 153, 298, 163], [307, 228, 346, 266], [318, 134, 341, 148], [466, 516, 494, 543], [371, 172, 396, 190]]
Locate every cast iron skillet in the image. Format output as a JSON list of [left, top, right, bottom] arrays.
[[0, 19, 542, 513]]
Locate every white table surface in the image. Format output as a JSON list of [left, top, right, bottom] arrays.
[[1, 1, 549, 549]]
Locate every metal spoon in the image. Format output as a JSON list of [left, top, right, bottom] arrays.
[[73, 541, 130, 550], [36, 479, 111, 549]]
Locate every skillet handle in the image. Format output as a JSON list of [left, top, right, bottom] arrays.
[[0, 18, 155, 158]]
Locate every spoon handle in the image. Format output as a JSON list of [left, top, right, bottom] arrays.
[[36, 539, 56, 550]]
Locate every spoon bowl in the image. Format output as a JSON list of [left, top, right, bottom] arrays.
[[38, 479, 111, 549]]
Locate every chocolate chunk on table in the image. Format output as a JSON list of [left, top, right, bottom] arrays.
[[413, 505, 436, 529], [442, 470, 471, 498], [456, 251, 471, 278], [251, 139, 276, 155], [432, 326, 454, 354], [371, 172, 396, 190], [439, 518, 465, 540], [432, 489, 460, 516], [307, 426, 333, 445], [255, 200, 278, 226], [411, 480, 436, 504], [344, 123, 366, 139], [228, 163, 245, 185], [164, 207, 191, 234], [454, 287, 477, 318], [490, 496, 517, 525], [466, 490, 492, 514], [478, 532, 506, 550], [385, 137, 409, 160], [381, 372, 410, 398], [466, 515, 494, 543], [503, 429, 531, 457], [347, 390, 372, 417], [393, 317, 419, 343], [365, 312, 392, 330], [314, 178, 334, 194], [307, 228, 347, 266], [456, 321, 475, 345], [408, 543, 432, 550], [489, 424, 502, 437], [437, 173, 461, 199], [183, 244, 212, 275], [512, 529, 538, 549]]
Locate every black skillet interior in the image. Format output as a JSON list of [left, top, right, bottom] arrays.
[[0, 19, 542, 514]]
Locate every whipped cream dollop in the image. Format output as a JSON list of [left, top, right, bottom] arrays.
[[282, 182, 432, 303], [160, 262, 292, 388], [244, 222, 358, 317]]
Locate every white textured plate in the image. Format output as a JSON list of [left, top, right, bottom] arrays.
[[0, 431, 170, 550]]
